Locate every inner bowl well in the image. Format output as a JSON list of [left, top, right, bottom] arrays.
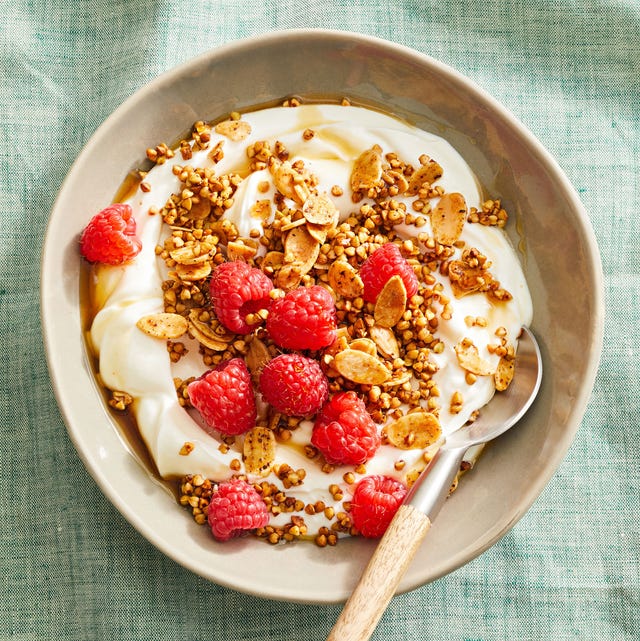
[[42, 30, 603, 603]]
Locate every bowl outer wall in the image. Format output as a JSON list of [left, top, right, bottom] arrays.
[[41, 29, 604, 603]]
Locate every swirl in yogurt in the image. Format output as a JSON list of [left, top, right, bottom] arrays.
[[88, 104, 532, 539]]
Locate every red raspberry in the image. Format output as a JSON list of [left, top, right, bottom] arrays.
[[259, 353, 329, 416], [350, 475, 407, 538], [266, 285, 337, 351], [359, 243, 419, 303], [209, 261, 273, 335], [79, 203, 142, 265], [187, 358, 256, 436], [207, 478, 270, 541], [311, 391, 380, 465]]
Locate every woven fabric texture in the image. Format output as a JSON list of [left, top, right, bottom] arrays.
[[1, 1, 638, 640]]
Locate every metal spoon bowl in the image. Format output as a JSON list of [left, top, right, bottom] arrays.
[[327, 327, 543, 641], [407, 326, 543, 523]]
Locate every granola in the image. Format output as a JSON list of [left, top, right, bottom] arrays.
[[86, 102, 533, 545]]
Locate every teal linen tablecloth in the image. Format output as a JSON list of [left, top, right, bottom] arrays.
[[1, 1, 638, 639]]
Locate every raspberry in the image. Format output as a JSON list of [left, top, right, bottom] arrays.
[[266, 285, 337, 351], [187, 358, 256, 436], [259, 353, 329, 416], [359, 243, 419, 303], [207, 478, 270, 541], [79, 203, 142, 265], [209, 261, 273, 335], [350, 475, 407, 538], [311, 391, 380, 465]]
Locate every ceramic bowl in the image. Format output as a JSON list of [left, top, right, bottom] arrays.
[[41, 30, 604, 603]]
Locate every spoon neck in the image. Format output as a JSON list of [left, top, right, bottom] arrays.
[[405, 446, 468, 521]]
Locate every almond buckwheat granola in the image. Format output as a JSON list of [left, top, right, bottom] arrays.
[[82, 100, 532, 545]]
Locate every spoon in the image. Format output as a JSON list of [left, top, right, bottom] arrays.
[[327, 327, 543, 641]]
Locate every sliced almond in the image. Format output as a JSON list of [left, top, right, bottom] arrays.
[[187, 197, 212, 220], [303, 193, 338, 226], [306, 222, 329, 244], [274, 262, 303, 291], [494, 353, 515, 391], [333, 349, 391, 385], [431, 192, 467, 246], [382, 370, 412, 387], [294, 184, 312, 205], [454, 338, 495, 376], [283, 226, 320, 274], [215, 119, 252, 142], [136, 313, 188, 339], [280, 217, 308, 232], [188, 309, 235, 343], [169, 245, 212, 265], [369, 325, 400, 359], [227, 240, 258, 261], [175, 261, 212, 282], [350, 144, 383, 192], [270, 160, 295, 200], [246, 337, 272, 384], [242, 426, 276, 476], [394, 172, 410, 195], [188, 322, 232, 351], [386, 411, 442, 450], [271, 160, 311, 204], [306, 202, 339, 243], [328, 260, 364, 299], [348, 338, 377, 357], [407, 157, 443, 195], [374, 275, 407, 328], [261, 251, 285, 274]]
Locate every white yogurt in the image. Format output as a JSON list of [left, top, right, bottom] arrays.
[[88, 104, 533, 527]]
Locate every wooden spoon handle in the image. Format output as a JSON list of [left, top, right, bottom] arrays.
[[327, 504, 431, 641]]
